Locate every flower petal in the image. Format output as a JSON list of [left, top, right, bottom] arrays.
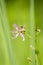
[[13, 24, 19, 30], [20, 33, 25, 41], [15, 33, 19, 38], [12, 33, 19, 39]]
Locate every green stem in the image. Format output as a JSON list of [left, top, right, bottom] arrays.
[[35, 32, 41, 65], [30, 0, 35, 65], [0, 0, 17, 65]]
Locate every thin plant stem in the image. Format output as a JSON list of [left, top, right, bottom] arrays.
[[35, 30, 41, 65], [0, 0, 17, 65], [30, 0, 35, 65]]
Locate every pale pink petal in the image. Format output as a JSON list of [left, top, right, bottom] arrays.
[[12, 33, 19, 39], [13, 24, 19, 30], [14, 33, 19, 38], [20, 33, 25, 41]]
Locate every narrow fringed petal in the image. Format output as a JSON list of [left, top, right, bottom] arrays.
[[13, 24, 19, 30], [14, 33, 19, 38], [20, 33, 25, 41]]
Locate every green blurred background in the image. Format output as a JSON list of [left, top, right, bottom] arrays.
[[0, 0, 43, 65]]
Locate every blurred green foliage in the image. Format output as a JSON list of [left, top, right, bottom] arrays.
[[0, 0, 43, 65]]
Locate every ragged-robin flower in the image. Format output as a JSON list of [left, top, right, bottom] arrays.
[[11, 24, 25, 41]]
